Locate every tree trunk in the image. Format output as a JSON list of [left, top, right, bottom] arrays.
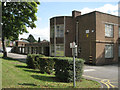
[[2, 33, 7, 58]]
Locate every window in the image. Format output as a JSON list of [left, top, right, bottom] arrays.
[[51, 44, 54, 56], [50, 26, 54, 38], [105, 24, 113, 37], [105, 44, 113, 58], [56, 25, 64, 37], [119, 27, 120, 38], [56, 44, 64, 56], [119, 45, 120, 57]]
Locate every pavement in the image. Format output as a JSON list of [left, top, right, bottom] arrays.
[[7, 53, 119, 89], [7, 53, 27, 63]]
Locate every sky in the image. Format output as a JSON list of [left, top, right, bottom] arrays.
[[19, 1, 119, 41]]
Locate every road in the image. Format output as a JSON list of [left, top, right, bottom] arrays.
[[7, 53, 27, 63], [83, 64, 119, 89]]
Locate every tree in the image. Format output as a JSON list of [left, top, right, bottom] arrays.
[[2, 1, 40, 57], [38, 37, 41, 43], [27, 34, 36, 43]]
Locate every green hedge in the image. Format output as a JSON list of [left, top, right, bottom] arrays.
[[26, 54, 84, 82], [54, 57, 84, 82], [26, 54, 45, 69], [39, 57, 55, 74]]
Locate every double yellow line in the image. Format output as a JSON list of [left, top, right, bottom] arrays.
[[83, 75, 117, 88]]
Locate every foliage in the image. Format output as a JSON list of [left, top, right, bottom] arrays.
[[39, 57, 55, 74], [54, 57, 85, 82], [38, 37, 41, 43], [26, 54, 84, 82], [2, 1, 40, 40], [2, 1, 40, 57], [27, 34, 37, 43], [26, 54, 44, 69]]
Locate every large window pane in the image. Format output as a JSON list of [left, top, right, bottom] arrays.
[[50, 26, 54, 38], [56, 24, 64, 37], [56, 44, 64, 56], [105, 24, 113, 37], [105, 44, 113, 58], [51, 44, 54, 56]]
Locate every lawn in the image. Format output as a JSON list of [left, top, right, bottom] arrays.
[[1, 54, 101, 88]]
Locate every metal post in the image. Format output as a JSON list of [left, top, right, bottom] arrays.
[[73, 55, 76, 88]]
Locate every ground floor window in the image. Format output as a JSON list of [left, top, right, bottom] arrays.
[[105, 44, 113, 58], [56, 44, 64, 56], [51, 44, 54, 56]]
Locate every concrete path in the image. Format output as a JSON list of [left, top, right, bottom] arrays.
[[83, 64, 119, 89], [7, 53, 27, 63]]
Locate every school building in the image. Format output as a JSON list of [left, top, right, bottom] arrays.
[[50, 10, 120, 65]]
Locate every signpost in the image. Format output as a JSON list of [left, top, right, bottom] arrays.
[[70, 42, 77, 88]]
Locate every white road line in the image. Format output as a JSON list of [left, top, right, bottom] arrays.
[[84, 69, 96, 72]]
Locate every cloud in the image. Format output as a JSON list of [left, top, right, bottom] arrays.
[[19, 27, 50, 41], [80, 4, 118, 16]]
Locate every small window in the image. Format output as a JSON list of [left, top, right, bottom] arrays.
[[105, 24, 113, 37], [105, 44, 113, 58]]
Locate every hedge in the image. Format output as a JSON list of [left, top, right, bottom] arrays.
[[26, 54, 84, 82], [39, 57, 55, 74], [54, 57, 84, 82], [26, 54, 45, 69]]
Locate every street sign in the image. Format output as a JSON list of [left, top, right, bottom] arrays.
[[70, 42, 76, 48], [70, 42, 77, 88]]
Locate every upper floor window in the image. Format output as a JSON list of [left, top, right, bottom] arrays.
[[105, 24, 113, 37], [119, 26, 120, 38], [56, 24, 64, 37], [50, 26, 54, 38]]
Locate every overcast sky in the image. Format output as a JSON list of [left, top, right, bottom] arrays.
[[19, 1, 119, 41]]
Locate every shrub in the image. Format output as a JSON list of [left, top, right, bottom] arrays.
[[54, 57, 84, 82], [26, 54, 45, 69], [39, 57, 55, 74]]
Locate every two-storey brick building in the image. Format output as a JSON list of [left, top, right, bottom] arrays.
[[50, 10, 120, 65]]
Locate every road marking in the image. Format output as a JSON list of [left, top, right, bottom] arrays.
[[83, 75, 117, 88], [101, 79, 110, 88], [83, 75, 101, 80], [84, 69, 96, 72]]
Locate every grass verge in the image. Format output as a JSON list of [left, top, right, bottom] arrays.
[[1, 54, 101, 88]]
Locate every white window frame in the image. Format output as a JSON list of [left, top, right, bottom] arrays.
[[105, 24, 113, 37], [105, 44, 113, 58]]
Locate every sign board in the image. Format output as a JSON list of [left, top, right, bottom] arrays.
[[86, 34, 89, 38], [86, 30, 89, 33], [70, 42, 76, 48]]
